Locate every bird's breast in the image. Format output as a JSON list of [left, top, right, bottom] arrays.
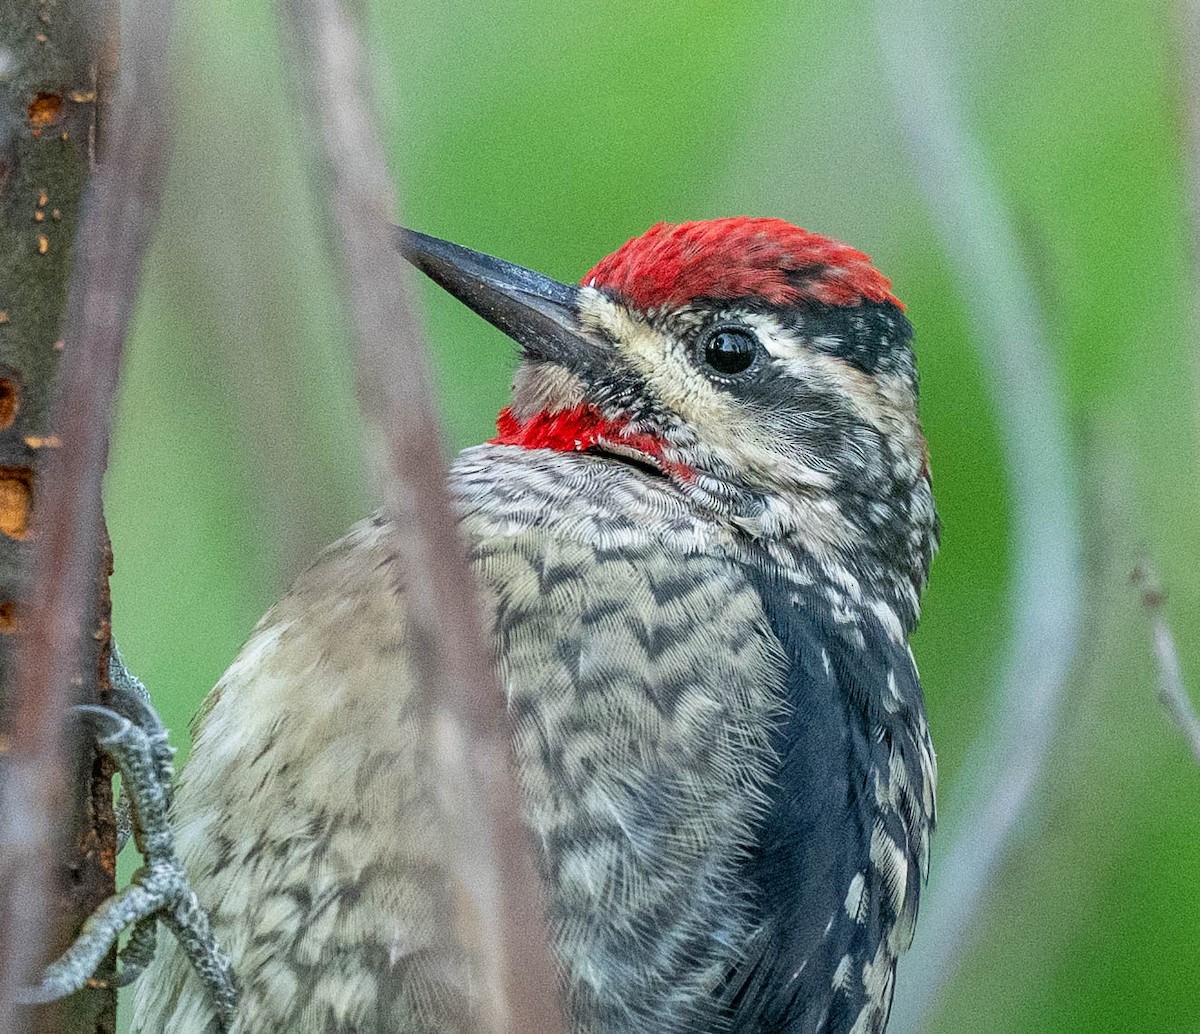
[[452, 444, 933, 1034]]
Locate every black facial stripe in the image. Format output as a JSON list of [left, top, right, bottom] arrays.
[[583, 362, 669, 424], [783, 298, 913, 377]]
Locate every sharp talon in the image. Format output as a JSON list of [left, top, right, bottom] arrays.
[[74, 702, 133, 741], [105, 683, 166, 740]]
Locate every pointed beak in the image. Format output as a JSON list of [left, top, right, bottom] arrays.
[[396, 227, 603, 366]]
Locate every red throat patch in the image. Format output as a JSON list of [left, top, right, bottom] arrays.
[[492, 405, 693, 480], [582, 216, 901, 311]]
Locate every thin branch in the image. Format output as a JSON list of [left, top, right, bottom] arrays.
[[1132, 558, 1200, 765], [272, 3, 566, 1032], [873, 2, 1084, 1030], [0, 0, 172, 1025]]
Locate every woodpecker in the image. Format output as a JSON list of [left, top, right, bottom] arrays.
[[130, 217, 939, 1034]]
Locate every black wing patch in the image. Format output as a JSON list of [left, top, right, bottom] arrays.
[[719, 561, 933, 1034]]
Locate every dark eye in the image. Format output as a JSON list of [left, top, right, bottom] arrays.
[[700, 327, 760, 377]]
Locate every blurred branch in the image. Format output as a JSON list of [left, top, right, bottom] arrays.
[[0, 0, 172, 1029], [873, 2, 1084, 1030], [1182, 1, 1200, 268], [1132, 558, 1200, 765], [1173, 2, 1200, 768], [272, 2, 565, 1032]]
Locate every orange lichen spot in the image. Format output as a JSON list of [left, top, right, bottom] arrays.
[[68, 89, 96, 103], [0, 467, 33, 539], [36, 234, 48, 254], [60, 131, 69, 141], [0, 599, 15, 632], [37, 189, 47, 207], [33, 210, 43, 222], [23, 435, 60, 449], [0, 379, 18, 430], [52, 339, 63, 350], [34, 33, 47, 43], [0, 312, 8, 324], [29, 93, 64, 127]]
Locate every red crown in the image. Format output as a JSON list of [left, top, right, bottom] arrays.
[[583, 217, 901, 311]]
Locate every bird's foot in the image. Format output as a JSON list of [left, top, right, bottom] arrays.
[[17, 646, 237, 1029]]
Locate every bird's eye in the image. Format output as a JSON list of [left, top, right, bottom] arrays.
[[700, 327, 760, 378]]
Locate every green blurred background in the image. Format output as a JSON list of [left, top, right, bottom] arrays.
[[105, 0, 1200, 1030]]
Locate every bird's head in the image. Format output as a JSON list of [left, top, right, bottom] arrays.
[[401, 217, 938, 604]]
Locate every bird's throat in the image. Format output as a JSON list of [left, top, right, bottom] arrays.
[[492, 404, 691, 479]]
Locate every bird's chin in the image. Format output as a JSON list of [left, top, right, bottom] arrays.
[[594, 439, 673, 480]]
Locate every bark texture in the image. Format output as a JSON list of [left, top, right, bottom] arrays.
[[0, 2, 115, 1032]]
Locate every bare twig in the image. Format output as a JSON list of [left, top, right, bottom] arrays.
[[0, 0, 173, 1026], [272, 2, 565, 1032], [1132, 558, 1200, 765], [873, 2, 1084, 1030]]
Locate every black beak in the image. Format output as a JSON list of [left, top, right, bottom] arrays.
[[396, 227, 604, 365]]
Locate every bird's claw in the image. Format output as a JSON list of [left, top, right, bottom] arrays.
[[17, 646, 237, 1029]]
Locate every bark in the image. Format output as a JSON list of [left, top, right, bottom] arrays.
[[0, 0, 170, 1027], [0, 2, 115, 1032]]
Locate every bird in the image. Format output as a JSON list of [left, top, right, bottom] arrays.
[[129, 216, 939, 1034]]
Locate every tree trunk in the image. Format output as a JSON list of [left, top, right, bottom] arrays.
[[0, 1, 116, 1031]]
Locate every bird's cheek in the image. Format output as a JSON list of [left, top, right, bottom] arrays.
[[695, 405, 835, 496]]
